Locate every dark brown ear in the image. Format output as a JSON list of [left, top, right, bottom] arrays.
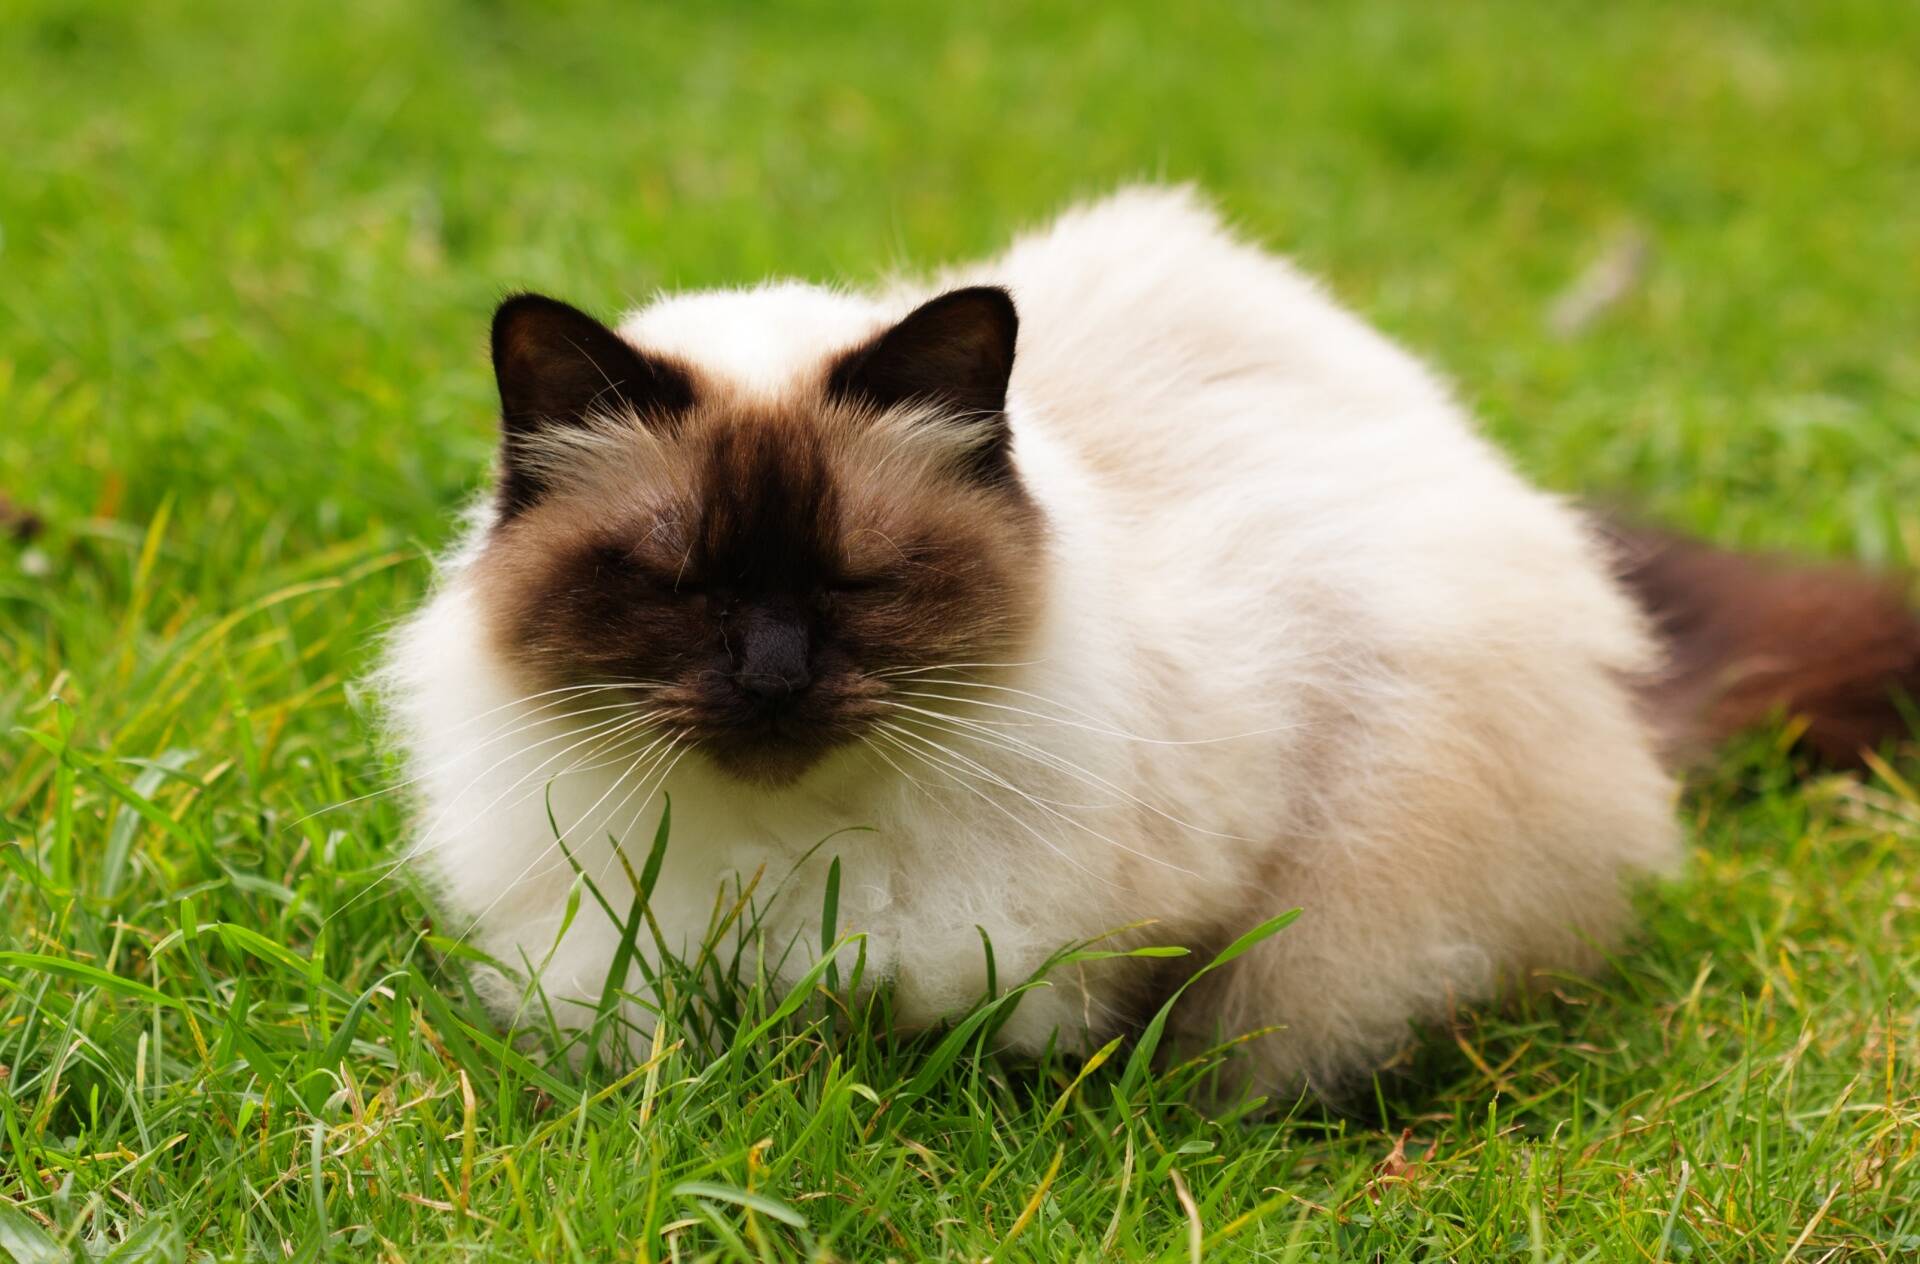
[[491, 293, 693, 515], [827, 286, 1019, 482]]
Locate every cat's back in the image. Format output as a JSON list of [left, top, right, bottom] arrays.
[[974, 188, 1634, 659], [971, 186, 1469, 489], [974, 190, 1671, 850]]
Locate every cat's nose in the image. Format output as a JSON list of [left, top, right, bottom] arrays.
[[734, 605, 812, 706]]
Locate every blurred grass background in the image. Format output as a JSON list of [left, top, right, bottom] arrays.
[[2, 1, 1917, 1259], [7, 0, 1918, 554]]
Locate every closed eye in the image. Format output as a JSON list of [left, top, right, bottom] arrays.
[[618, 554, 705, 596], [634, 550, 705, 595]]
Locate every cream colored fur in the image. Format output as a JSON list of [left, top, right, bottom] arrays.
[[383, 187, 1680, 1092]]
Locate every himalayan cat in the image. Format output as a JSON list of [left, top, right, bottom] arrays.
[[383, 187, 1920, 1093]]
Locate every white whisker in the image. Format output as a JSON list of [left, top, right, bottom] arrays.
[[409, 709, 669, 856], [895, 685, 1296, 747], [429, 678, 669, 737], [883, 701, 1255, 844], [323, 718, 665, 926], [871, 658, 1049, 680], [437, 733, 691, 964], [879, 721, 1200, 878], [291, 693, 659, 828], [595, 739, 696, 885], [872, 727, 1122, 892]]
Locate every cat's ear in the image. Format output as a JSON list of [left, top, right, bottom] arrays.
[[827, 286, 1019, 482], [490, 293, 693, 514]]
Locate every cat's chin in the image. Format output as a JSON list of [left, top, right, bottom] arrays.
[[694, 729, 862, 788]]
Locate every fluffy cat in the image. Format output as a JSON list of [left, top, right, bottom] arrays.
[[383, 187, 1920, 1093]]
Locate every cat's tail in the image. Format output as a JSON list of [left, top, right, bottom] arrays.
[[1603, 519, 1920, 767]]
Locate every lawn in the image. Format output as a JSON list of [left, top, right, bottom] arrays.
[[3, 0, 1918, 1258]]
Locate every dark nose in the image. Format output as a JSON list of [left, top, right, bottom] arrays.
[[734, 604, 812, 705]]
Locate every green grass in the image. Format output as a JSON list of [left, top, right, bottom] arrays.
[[3, 0, 1919, 1258]]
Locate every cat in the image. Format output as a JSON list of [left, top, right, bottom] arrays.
[[382, 187, 1920, 1093]]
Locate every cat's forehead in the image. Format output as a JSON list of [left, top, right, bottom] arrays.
[[617, 282, 891, 397], [514, 372, 996, 542], [504, 281, 1024, 569]]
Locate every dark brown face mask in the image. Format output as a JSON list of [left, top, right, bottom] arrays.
[[471, 287, 1048, 785]]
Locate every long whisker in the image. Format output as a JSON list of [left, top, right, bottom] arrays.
[[427, 678, 671, 737], [857, 731, 934, 797], [291, 693, 658, 827], [883, 702, 1255, 843], [855, 731, 982, 837], [871, 727, 1123, 892], [435, 732, 690, 964], [879, 721, 1199, 877], [475, 734, 688, 914], [323, 718, 664, 925], [552, 727, 683, 855], [581, 731, 690, 870], [448, 738, 697, 995], [370, 729, 657, 877], [409, 709, 669, 856], [871, 659, 1049, 680], [894, 685, 1297, 747], [594, 738, 695, 885], [885, 675, 1111, 726], [416, 693, 662, 766], [875, 716, 1110, 810]]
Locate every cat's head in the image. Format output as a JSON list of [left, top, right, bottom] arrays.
[[469, 286, 1046, 785]]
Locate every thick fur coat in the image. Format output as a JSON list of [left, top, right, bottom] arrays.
[[384, 188, 1826, 1092]]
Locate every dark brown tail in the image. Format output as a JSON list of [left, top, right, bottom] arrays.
[[1604, 520, 1920, 767]]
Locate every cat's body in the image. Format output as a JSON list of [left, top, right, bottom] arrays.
[[385, 188, 1917, 1091]]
